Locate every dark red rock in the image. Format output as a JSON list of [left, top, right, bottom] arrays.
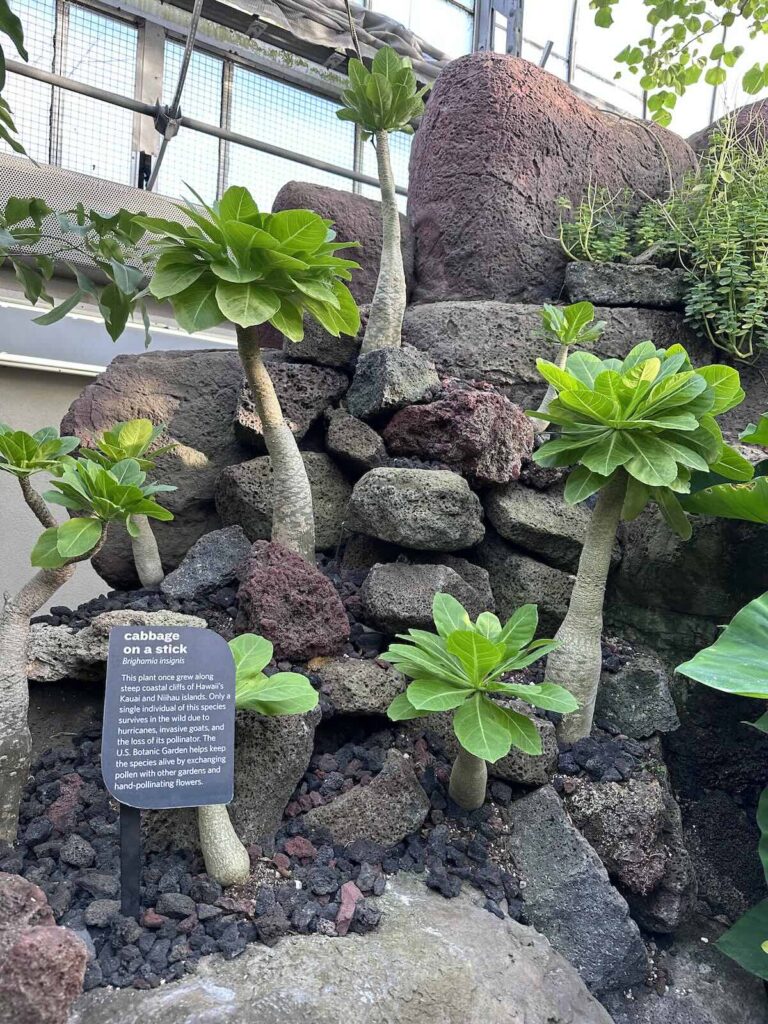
[[335, 880, 364, 937], [45, 774, 83, 833], [0, 873, 54, 930], [139, 909, 167, 929], [408, 53, 695, 303], [284, 836, 317, 860], [688, 98, 768, 155], [235, 541, 350, 661], [0, 925, 87, 1024], [383, 380, 533, 484]]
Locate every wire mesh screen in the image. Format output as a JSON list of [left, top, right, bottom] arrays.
[[227, 65, 356, 211], [0, 0, 56, 163], [156, 42, 224, 204], [57, 4, 138, 184], [361, 130, 411, 211]]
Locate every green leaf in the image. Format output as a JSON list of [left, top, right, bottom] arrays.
[[170, 276, 224, 333], [677, 592, 768, 699], [564, 465, 608, 504], [372, 46, 403, 79], [407, 678, 471, 712], [0, 0, 29, 60], [30, 527, 67, 568], [271, 298, 304, 343], [218, 185, 259, 223], [270, 210, 329, 254], [452, 694, 514, 763], [498, 604, 538, 652], [215, 280, 280, 328], [654, 488, 692, 540], [500, 706, 543, 756], [696, 365, 745, 415], [387, 691, 431, 721], [445, 630, 505, 683], [229, 633, 273, 679], [709, 444, 756, 483], [580, 431, 633, 476], [716, 899, 768, 980], [150, 255, 206, 299], [681, 478, 768, 523], [623, 434, 679, 487], [33, 289, 83, 326], [55, 517, 102, 559], [242, 671, 319, 715], [432, 592, 471, 639], [741, 415, 768, 446], [488, 681, 579, 714], [474, 612, 502, 640]]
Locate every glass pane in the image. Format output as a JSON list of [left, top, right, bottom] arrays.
[[360, 129, 412, 212], [156, 42, 223, 204], [521, 0, 574, 61], [713, 20, 768, 119], [228, 66, 355, 211], [370, 0, 474, 57], [571, 0, 645, 111], [58, 4, 137, 183], [0, 0, 55, 162]]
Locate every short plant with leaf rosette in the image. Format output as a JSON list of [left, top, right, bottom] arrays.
[[529, 341, 749, 742], [0, 423, 79, 524], [383, 594, 577, 811], [337, 39, 428, 353], [197, 633, 318, 886]]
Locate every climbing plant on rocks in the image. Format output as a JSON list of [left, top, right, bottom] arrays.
[[384, 593, 577, 810], [529, 340, 750, 741]]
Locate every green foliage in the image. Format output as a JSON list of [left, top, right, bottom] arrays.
[[529, 342, 749, 538], [540, 301, 606, 349], [229, 634, 318, 715], [0, 0, 28, 153], [0, 424, 78, 478], [384, 594, 577, 763], [590, 0, 768, 126], [140, 186, 361, 342], [557, 186, 637, 263], [337, 46, 429, 138], [80, 418, 175, 472]]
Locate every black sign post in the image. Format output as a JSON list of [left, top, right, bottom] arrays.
[[102, 626, 236, 918]]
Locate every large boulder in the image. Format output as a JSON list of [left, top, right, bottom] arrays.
[[345, 346, 440, 421], [594, 648, 680, 739], [688, 97, 768, 156], [235, 541, 350, 661], [383, 380, 533, 485], [216, 453, 352, 552], [564, 262, 686, 310], [61, 348, 249, 589], [72, 874, 614, 1024], [313, 657, 407, 716], [360, 562, 492, 634], [160, 525, 252, 600], [348, 467, 485, 550], [325, 408, 386, 475], [408, 52, 695, 304]]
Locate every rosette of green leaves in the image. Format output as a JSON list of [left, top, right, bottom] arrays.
[[541, 301, 606, 348], [136, 185, 360, 342], [80, 418, 175, 472], [0, 424, 79, 478], [228, 634, 318, 715], [529, 342, 751, 539], [383, 594, 577, 762], [336, 47, 429, 139], [31, 457, 174, 568]]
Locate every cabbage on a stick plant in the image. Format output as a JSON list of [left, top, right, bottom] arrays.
[[337, 35, 428, 353], [529, 341, 750, 742], [0, 428, 174, 840], [384, 594, 577, 811], [200, 634, 319, 886]]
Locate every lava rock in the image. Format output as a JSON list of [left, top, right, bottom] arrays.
[[82, 901, 121, 928], [360, 562, 492, 634], [313, 657, 407, 715], [233, 363, 348, 449], [325, 408, 386, 475], [155, 893, 196, 919], [280, 307, 367, 371], [348, 467, 484, 551], [160, 526, 252, 600], [346, 347, 439, 421], [235, 541, 349, 660], [595, 649, 680, 739], [0, 923, 88, 1024], [564, 262, 686, 310], [59, 835, 96, 869], [383, 381, 533, 485], [302, 750, 430, 847], [216, 453, 352, 552]]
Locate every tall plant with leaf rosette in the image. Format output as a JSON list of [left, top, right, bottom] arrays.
[[528, 341, 751, 742], [383, 594, 578, 811], [198, 634, 319, 887], [0, 427, 174, 839], [336, 42, 428, 353], [136, 186, 360, 563]]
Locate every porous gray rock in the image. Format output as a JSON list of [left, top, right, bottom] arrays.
[[61, 348, 249, 589], [348, 467, 485, 551], [595, 650, 680, 739], [325, 408, 386, 475], [688, 96, 768, 156], [27, 611, 207, 683], [313, 657, 407, 715], [408, 52, 694, 303], [72, 874, 614, 1024], [564, 262, 686, 309], [476, 530, 573, 633], [345, 346, 440, 421], [420, 554, 495, 611], [302, 750, 429, 847], [360, 562, 492, 634], [233, 364, 348, 449], [160, 526, 252, 600], [215, 453, 352, 552], [281, 309, 366, 370], [505, 785, 648, 996]]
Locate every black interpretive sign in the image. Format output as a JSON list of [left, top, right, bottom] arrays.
[[102, 626, 236, 810]]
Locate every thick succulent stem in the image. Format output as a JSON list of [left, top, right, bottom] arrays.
[[237, 327, 315, 563], [19, 476, 57, 529], [531, 344, 569, 435], [547, 471, 627, 743], [130, 515, 164, 588], [197, 804, 250, 887], [0, 564, 76, 840], [360, 130, 406, 354], [448, 748, 488, 811]]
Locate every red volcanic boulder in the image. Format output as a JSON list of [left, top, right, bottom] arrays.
[[408, 53, 695, 303], [688, 98, 768, 156], [383, 380, 534, 485], [235, 541, 350, 660]]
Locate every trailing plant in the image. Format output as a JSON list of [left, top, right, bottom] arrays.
[[337, 31, 428, 353], [531, 301, 606, 434], [81, 418, 177, 587], [557, 185, 637, 264], [0, 0, 28, 152], [200, 634, 319, 886], [0, 427, 173, 840], [529, 341, 749, 741], [383, 594, 577, 811]]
